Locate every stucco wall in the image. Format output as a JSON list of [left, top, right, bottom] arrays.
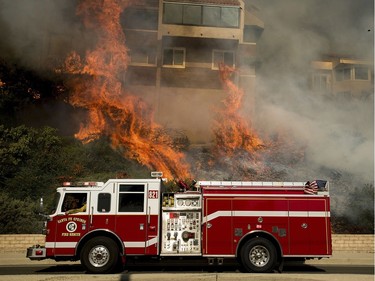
[[0, 234, 373, 253]]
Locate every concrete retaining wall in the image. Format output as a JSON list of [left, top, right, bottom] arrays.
[[332, 234, 374, 252], [0, 234, 45, 253], [0, 234, 373, 253]]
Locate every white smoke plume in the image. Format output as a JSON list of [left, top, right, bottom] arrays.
[[245, 0, 373, 223]]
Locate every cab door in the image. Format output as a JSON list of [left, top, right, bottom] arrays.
[[54, 192, 90, 256]]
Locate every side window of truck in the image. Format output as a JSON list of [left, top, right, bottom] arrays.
[[61, 193, 87, 213], [98, 193, 111, 213], [118, 184, 145, 212]]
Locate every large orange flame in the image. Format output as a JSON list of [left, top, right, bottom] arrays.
[[63, 0, 190, 180], [213, 64, 264, 157]]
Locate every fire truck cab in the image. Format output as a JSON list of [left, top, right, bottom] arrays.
[[27, 175, 331, 273]]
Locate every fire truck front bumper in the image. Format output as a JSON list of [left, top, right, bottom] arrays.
[[26, 245, 47, 260]]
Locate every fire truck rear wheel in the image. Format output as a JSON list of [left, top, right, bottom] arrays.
[[80, 236, 119, 274], [240, 237, 277, 273]]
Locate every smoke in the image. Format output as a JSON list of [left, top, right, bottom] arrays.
[[247, 0, 374, 175], [0, 0, 82, 67], [0, 0, 373, 218], [245, 0, 374, 221], [249, 0, 374, 61]]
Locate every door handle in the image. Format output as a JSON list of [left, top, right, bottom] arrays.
[[207, 222, 212, 229], [149, 226, 156, 231], [90, 206, 93, 226]]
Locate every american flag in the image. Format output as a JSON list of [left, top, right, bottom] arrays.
[[304, 180, 319, 195]]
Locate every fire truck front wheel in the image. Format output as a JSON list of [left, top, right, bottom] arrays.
[[80, 236, 119, 274], [240, 237, 277, 273]]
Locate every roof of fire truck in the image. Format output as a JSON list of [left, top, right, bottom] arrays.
[[58, 179, 163, 190], [59, 172, 166, 190], [56, 172, 328, 195], [198, 180, 329, 196], [198, 181, 306, 187]]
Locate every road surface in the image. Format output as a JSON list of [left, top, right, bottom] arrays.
[[0, 251, 373, 281]]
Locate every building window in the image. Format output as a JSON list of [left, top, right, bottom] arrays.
[[212, 50, 235, 70], [121, 8, 159, 30], [335, 66, 370, 81], [129, 50, 157, 66], [98, 193, 111, 213], [335, 68, 351, 81], [163, 3, 183, 24], [163, 48, 185, 68], [202, 6, 220, 26], [163, 3, 240, 28], [221, 7, 239, 27], [118, 184, 145, 212], [354, 67, 369, 80], [312, 73, 330, 92], [183, 5, 202, 25], [243, 26, 263, 43]]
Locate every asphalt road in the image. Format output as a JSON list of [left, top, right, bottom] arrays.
[[0, 252, 373, 281]]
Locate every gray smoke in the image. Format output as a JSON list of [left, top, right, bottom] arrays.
[[245, 0, 374, 223], [0, 0, 81, 67], [246, 0, 374, 179]]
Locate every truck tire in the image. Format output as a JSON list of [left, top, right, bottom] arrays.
[[240, 237, 277, 273], [80, 236, 119, 274]]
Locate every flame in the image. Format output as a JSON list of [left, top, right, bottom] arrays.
[[63, 0, 190, 180], [213, 64, 264, 157]]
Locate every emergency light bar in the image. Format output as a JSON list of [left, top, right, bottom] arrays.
[[62, 182, 102, 187], [151, 171, 163, 178]]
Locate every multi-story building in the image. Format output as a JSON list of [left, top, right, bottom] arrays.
[[311, 55, 374, 100], [122, 0, 264, 143]]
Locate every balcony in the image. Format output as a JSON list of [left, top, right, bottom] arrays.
[[160, 1, 242, 40]]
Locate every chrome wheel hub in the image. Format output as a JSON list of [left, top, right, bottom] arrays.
[[89, 245, 110, 268], [249, 245, 269, 267]]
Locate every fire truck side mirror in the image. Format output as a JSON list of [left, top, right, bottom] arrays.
[[37, 197, 51, 221], [39, 198, 44, 213]]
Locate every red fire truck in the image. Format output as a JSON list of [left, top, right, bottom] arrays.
[[27, 173, 332, 273]]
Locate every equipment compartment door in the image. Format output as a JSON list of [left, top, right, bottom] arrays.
[[306, 198, 331, 255], [288, 198, 330, 255], [288, 199, 310, 254], [203, 198, 233, 255]]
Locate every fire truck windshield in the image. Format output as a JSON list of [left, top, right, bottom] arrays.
[[49, 192, 61, 215]]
